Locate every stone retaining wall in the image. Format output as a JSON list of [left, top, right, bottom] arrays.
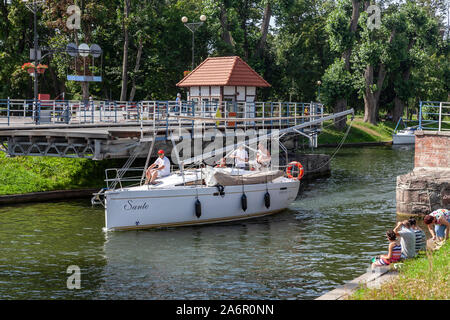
[[396, 168, 450, 215]]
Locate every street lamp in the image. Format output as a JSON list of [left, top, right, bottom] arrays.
[[23, 0, 44, 122], [182, 15, 207, 71], [23, 1, 44, 99]]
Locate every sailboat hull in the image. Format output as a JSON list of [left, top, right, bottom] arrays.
[[105, 179, 300, 231]]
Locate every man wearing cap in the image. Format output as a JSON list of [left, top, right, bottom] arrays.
[[145, 150, 171, 185]]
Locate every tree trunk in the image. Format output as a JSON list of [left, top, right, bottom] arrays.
[[393, 97, 405, 123], [333, 0, 361, 130], [256, 2, 272, 59], [129, 38, 143, 102], [120, 0, 131, 101], [363, 65, 378, 124], [363, 31, 395, 124], [219, 3, 234, 49], [237, 0, 250, 59], [392, 68, 411, 123], [81, 82, 89, 101], [373, 63, 387, 122]]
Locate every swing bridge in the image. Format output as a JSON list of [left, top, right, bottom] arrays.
[[0, 98, 353, 160]]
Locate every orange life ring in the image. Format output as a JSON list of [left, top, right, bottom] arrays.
[[286, 161, 304, 180]]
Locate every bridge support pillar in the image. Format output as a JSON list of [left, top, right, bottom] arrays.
[[396, 131, 450, 216]]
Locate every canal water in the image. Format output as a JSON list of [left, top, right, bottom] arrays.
[[0, 145, 416, 300]]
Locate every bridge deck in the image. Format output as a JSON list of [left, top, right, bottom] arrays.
[[0, 99, 325, 159]]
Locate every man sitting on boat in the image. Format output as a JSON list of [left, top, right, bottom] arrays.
[[145, 149, 171, 185], [250, 142, 271, 171], [229, 145, 248, 170]]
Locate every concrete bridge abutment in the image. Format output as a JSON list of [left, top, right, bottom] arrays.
[[396, 131, 450, 216]]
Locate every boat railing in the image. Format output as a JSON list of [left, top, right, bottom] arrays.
[[102, 164, 296, 191], [105, 167, 145, 190], [104, 165, 199, 190]]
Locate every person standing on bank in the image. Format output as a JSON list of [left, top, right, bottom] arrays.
[[145, 150, 171, 185], [393, 220, 416, 259], [423, 208, 450, 241]]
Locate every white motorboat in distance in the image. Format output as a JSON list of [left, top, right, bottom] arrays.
[[392, 128, 416, 145], [103, 168, 300, 231]]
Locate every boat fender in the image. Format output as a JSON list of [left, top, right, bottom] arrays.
[[215, 184, 225, 197], [195, 199, 202, 218], [286, 161, 304, 180], [264, 192, 271, 209], [241, 193, 247, 212]]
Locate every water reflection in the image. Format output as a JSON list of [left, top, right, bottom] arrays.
[[0, 201, 107, 299], [99, 211, 314, 299]]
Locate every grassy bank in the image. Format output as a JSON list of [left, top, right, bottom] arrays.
[[350, 242, 450, 300], [316, 116, 396, 145], [0, 152, 122, 195]]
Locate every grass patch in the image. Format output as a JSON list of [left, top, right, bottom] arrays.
[[315, 116, 396, 145], [349, 242, 450, 300], [0, 152, 122, 195]]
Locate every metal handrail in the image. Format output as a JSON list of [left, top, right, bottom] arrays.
[[419, 101, 450, 132], [0, 98, 324, 132]]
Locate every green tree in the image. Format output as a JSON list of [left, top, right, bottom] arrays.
[[322, 0, 364, 129]]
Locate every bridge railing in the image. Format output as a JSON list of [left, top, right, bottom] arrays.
[[0, 98, 324, 131], [419, 101, 450, 131]]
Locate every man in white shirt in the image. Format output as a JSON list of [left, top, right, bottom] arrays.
[[229, 145, 248, 169], [145, 149, 171, 185]]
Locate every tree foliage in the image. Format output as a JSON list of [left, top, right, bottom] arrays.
[[0, 0, 448, 126]]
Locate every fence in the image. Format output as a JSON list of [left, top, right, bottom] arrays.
[[0, 98, 324, 137], [419, 101, 450, 131], [393, 101, 450, 134]]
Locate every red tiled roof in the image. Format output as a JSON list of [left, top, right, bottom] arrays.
[[176, 56, 271, 87]]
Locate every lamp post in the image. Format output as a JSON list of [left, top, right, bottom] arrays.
[[23, 0, 44, 124], [182, 15, 206, 71], [23, 1, 44, 101]]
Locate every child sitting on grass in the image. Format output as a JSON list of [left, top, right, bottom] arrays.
[[371, 230, 402, 269]]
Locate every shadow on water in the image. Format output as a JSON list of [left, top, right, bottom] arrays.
[[0, 146, 416, 299]]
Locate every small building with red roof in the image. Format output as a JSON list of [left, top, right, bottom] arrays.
[[176, 56, 270, 107]]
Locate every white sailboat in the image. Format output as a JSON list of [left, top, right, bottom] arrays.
[[93, 108, 354, 231], [103, 167, 299, 230]]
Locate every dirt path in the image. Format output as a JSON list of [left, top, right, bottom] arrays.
[[352, 121, 388, 140]]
